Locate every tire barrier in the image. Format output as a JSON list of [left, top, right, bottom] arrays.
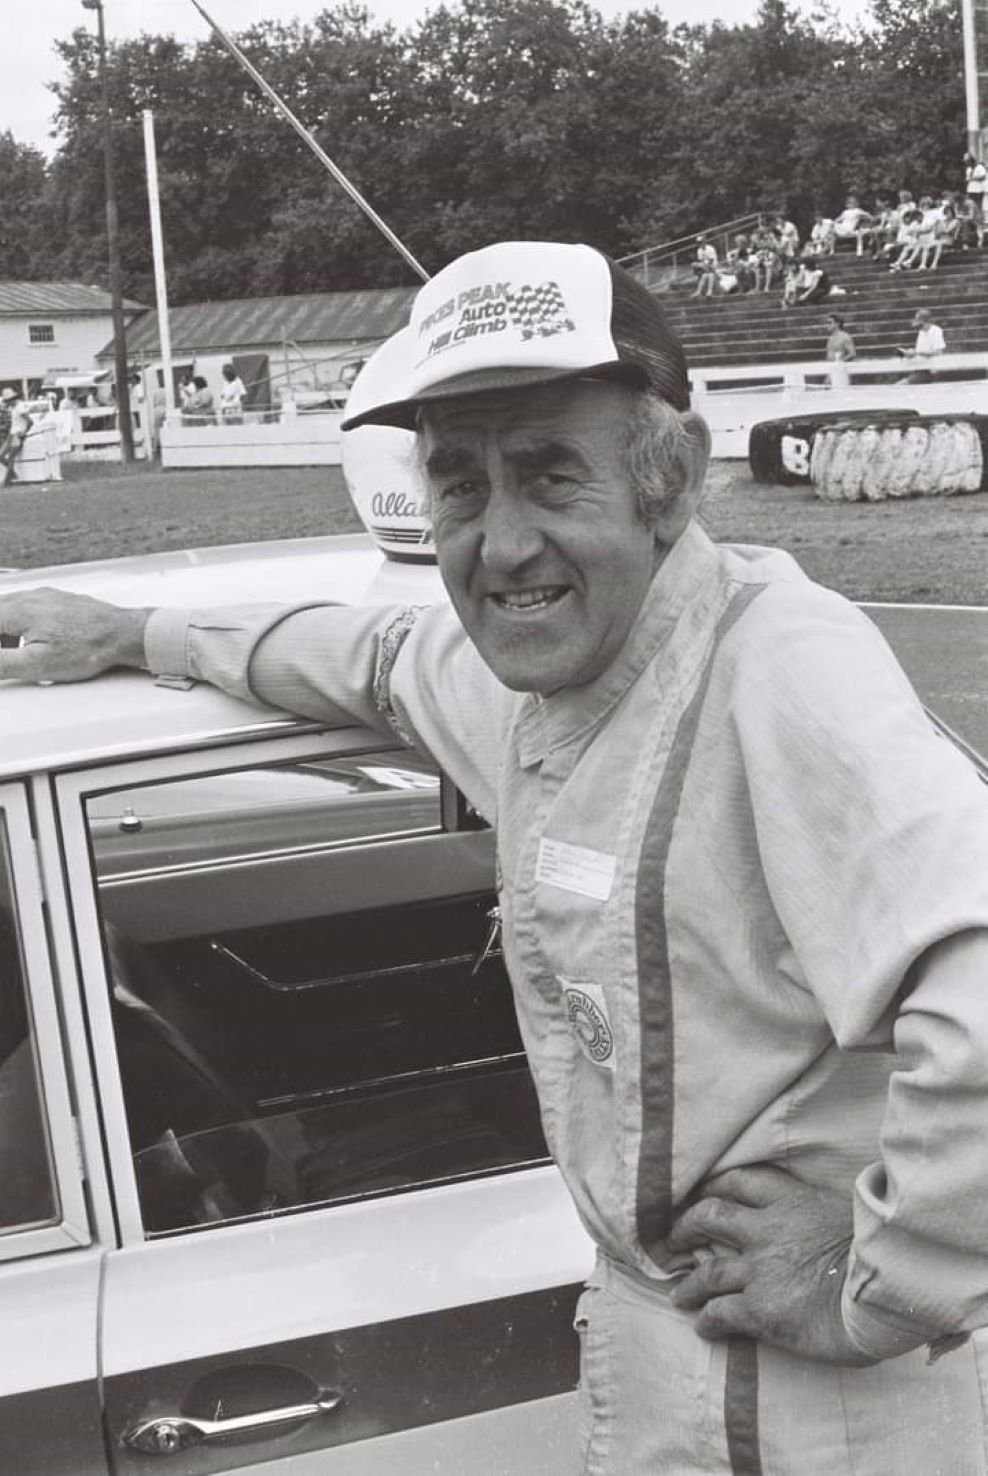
[[810, 416, 988, 501], [748, 409, 919, 487]]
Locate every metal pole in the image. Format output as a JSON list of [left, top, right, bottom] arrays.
[[962, 0, 981, 153], [142, 110, 175, 417], [83, 0, 135, 460], [187, 0, 429, 282]]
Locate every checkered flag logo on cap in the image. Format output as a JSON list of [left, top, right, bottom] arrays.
[[506, 280, 576, 341]]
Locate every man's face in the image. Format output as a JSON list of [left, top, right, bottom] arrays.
[[421, 380, 666, 695]]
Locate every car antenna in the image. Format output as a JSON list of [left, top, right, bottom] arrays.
[[187, 0, 430, 283]]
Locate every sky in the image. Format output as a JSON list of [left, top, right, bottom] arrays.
[[2, 0, 865, 158]]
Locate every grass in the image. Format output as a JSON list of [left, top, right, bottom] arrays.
[[2, 457, 986, 605]]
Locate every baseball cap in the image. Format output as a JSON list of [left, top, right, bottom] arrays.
[[341, 240, 690, 430], [0, 388, 17, 401]]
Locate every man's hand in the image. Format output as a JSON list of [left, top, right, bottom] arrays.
[[0, 588, 151, 684], [667, 1164, 876, 1366]]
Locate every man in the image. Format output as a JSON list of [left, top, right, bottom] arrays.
[[219, 363, 247, 422], [832, 194, 873, 256], [0, 386, 30, 487], [824, 313, 856, 361], [1, 241, 988, 1473], [898, 307, 946, 383]]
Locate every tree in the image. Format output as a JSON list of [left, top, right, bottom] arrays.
[[0, 133, 50, 278]]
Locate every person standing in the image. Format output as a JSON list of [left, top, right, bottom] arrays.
[[3, 240, 988, 1473], [219, 364, 247, 423], [825, 314, 856, 361], [0, 388, 31, 487], [964, 151, 987, 220]]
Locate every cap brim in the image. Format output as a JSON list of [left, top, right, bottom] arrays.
[[341, 359, 648, 432]]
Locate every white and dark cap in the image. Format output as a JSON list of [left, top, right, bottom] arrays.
[[341, 240, 689, 431]]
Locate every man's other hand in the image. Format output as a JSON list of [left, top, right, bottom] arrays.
[[0, 588, 151, 684], [667, 1164, 876, 1365]]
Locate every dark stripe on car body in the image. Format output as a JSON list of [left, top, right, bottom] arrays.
[[105, 1284, 582, 1472], [725, 1337, 763, 1475], [0, 1380, 107, 1476]]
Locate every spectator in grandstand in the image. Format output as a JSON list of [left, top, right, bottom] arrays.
[[958, 197, 983, 249], [774, 213, 800, 259], [964, 152, 987, 218], [793, 256, 833, 305], [807, 214, 836, 256], [825, 314, 856, 361], [721, 235, 753, 294], [862, 196, 898, 260], [750, 215, 781, 292], [832, 196, 874, 255], [888, 208, 923, 271], [923, 203, 960, 269], [691, 234, 719, 298], [779, 260, 800, 308]]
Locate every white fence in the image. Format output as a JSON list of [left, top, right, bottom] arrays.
[[159, 408, 343, 469], [691, 352, 988, 458]]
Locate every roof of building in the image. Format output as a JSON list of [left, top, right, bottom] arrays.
[[108, 286, 417, 360], [0, 281, 145, 315]]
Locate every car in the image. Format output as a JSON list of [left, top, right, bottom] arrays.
[[0, 534, 594, 1476], [1, 535, 985, 1475]]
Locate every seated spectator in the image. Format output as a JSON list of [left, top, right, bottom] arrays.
[[691, 234, 719, 298], [807, 214, 836, 255], [924, 203, 959, 269], [888, 208, 922, 270], [825, 313, 856, 361], [750, 215, 781, 292], [793, 256, 833, 305], [774, 213, 800, 259], [832, 195, 874, 255], [720, 235, 752, 293], [958, 197, 983, 249], [863, 196, 898, 260], [779, 260, 800, 308]]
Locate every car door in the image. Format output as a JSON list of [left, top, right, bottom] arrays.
[[0, 781, 107, 1475], [56, 727, 592, 1475]]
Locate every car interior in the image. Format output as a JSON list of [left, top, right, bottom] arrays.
[[85, 749, 550, 1236]]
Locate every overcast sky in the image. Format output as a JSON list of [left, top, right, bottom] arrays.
[[2, 0, 867, 157]]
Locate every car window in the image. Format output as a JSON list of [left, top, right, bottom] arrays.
[[0, 816, 58, 1234], [84, 746, 547, 1238]]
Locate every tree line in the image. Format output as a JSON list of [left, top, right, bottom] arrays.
[[0, 0, 966, 305]]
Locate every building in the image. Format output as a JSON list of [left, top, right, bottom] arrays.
[[103, 286, 416, 412], [0, 282, 144, 398]]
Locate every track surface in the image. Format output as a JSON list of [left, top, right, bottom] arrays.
[[863, 603, 988, 760]]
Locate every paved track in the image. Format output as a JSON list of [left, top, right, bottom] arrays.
[[863, 603, 988, 761]]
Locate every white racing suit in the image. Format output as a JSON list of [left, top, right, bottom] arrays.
[[146, 521, 988, 1473]]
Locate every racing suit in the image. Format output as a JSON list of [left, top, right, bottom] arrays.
[[145, 521, 988, 1473]]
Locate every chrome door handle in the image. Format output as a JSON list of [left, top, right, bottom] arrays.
[[123, 1389, 343, 1455]]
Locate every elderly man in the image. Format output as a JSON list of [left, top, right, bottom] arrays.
[[1, 241, 988, 1473], [898, 307, 946, 384]]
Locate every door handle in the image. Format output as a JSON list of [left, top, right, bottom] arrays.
[[123, 1389, 343, 1455]]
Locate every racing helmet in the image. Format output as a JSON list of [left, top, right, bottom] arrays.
[[341, 329, 434, 563]]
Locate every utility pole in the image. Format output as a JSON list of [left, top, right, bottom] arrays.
[[81, 0, 134, 461]]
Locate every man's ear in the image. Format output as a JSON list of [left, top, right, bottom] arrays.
[[651, 411, 711, 545]]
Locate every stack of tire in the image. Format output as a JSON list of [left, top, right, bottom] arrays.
[[748, 410, 918, 487], [809, 416, 988, 501]]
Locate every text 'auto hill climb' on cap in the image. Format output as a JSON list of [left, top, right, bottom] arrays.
[[341, 240, 691, 431]]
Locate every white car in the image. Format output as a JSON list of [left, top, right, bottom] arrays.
[[0, 534, 593, 1476]]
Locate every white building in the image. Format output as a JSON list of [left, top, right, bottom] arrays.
[[0, 282, 145, 398]]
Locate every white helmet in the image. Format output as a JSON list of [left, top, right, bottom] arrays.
[[341, 329, 434, 563]]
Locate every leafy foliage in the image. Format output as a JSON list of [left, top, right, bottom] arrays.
[[6, 0, 969, 301]]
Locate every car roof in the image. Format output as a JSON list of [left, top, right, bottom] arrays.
[[0, 535, 446, 780]]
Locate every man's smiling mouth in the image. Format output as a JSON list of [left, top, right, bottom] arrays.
[[490, 587, 568, 612]]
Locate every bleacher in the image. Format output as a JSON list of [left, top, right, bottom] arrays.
[[656, 246, 988, 369]]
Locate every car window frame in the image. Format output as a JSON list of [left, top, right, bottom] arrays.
[[54, 723, 489, 1246], [0, 781, 90, 1262]]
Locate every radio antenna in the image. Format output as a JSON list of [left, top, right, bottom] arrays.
[[188, 0, 430, 282]]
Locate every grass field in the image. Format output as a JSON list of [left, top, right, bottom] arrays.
[[3, 457, 986, 605]]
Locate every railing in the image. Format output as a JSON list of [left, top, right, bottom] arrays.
[[617, 214, 765, 290]]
